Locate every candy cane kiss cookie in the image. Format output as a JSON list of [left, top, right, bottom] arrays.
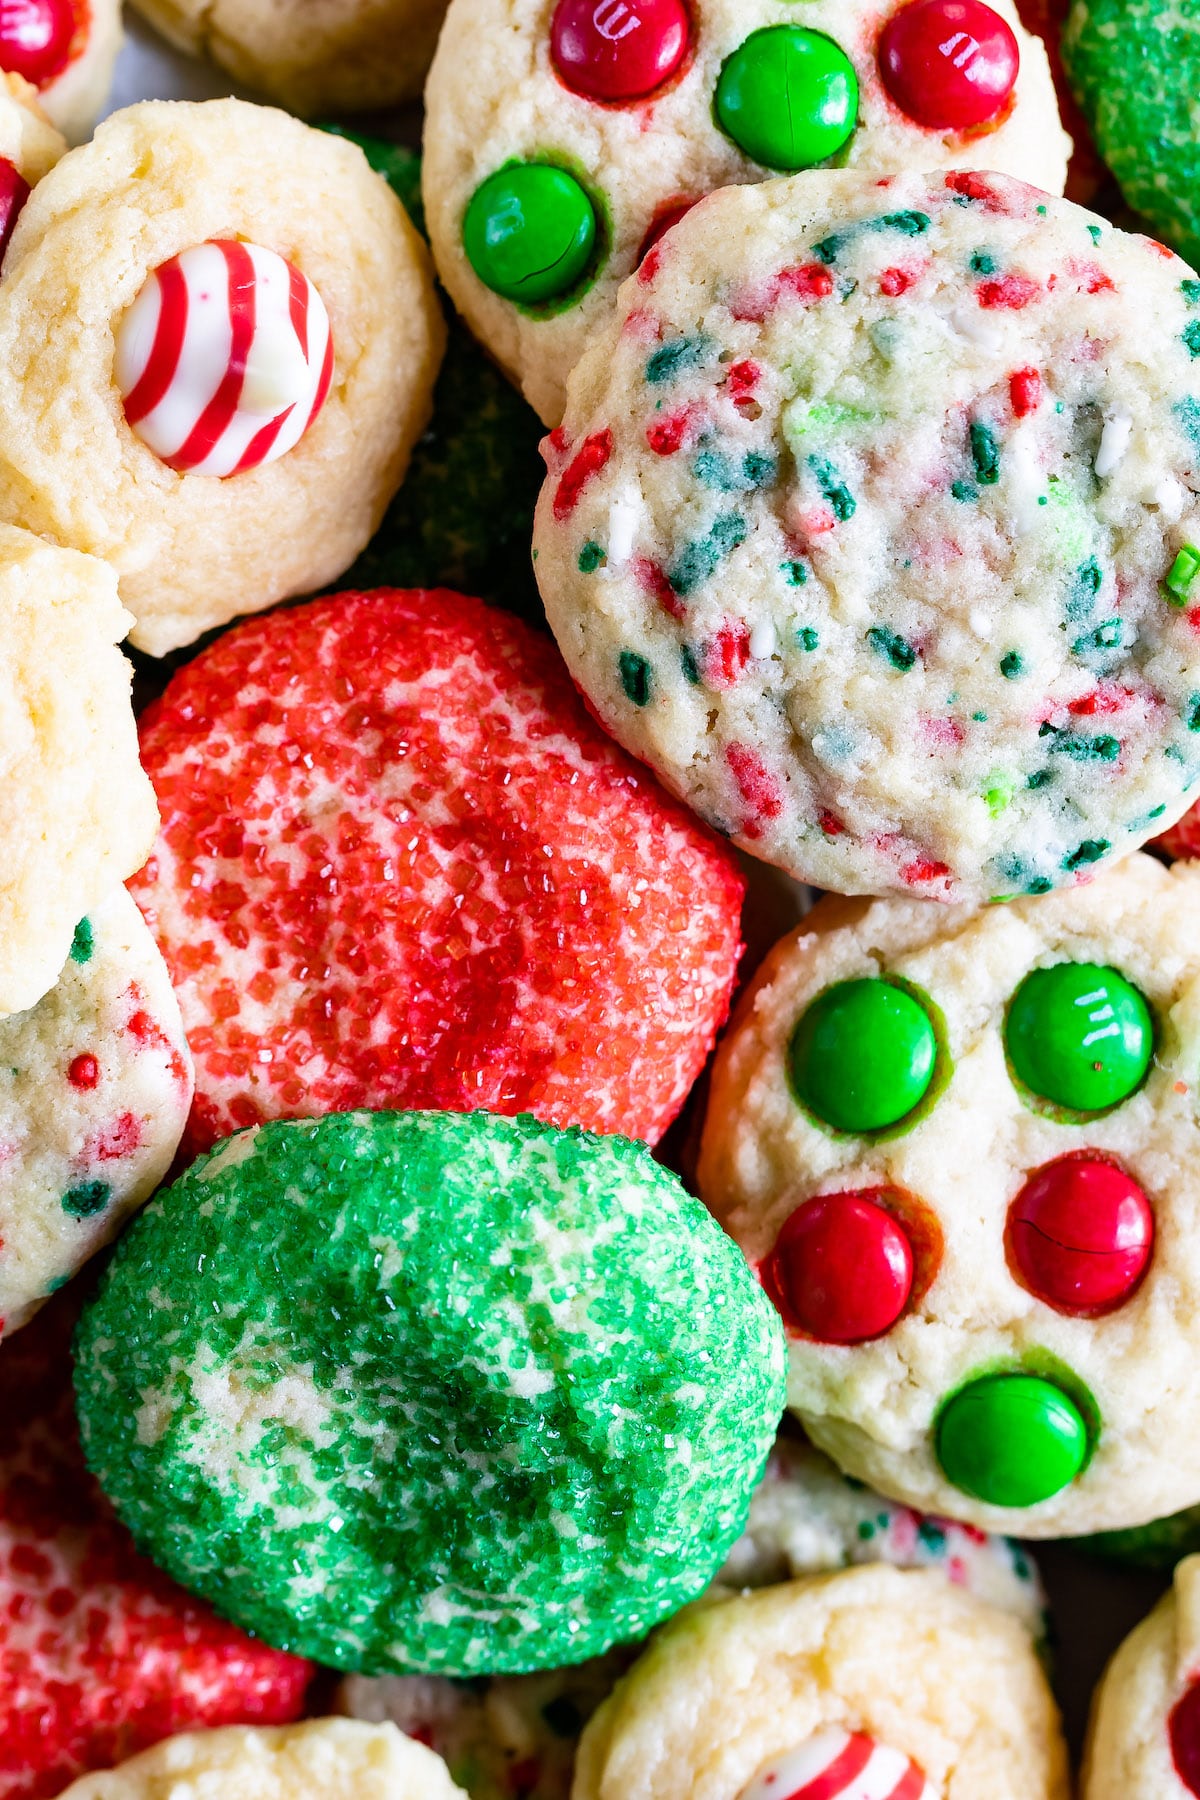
[[0, 100, 443, 657], [534, 169, 1200, 902], [1082, 1555, 1200, 1800], [0, 0, 121, 144]]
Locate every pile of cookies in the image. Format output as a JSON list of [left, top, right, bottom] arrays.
[[2, 0, 1200, 1794]]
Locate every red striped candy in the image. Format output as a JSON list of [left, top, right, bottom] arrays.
[[115, 239, 333, 478], [738, 1729, 932, 1800]]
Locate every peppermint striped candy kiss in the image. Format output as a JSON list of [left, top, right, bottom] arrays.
[[115, 239, 333, 478], [739, 1728, 934, 1800]]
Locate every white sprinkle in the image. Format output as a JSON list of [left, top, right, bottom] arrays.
[[951, 303, 1003, 349], [1150, 476, 1187, 521], [749, 619, 777, 659], [969, 608, 992, 638], [605, 486, 641, 567], [1095, 411, 1133, 478]]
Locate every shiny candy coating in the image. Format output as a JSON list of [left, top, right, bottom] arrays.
[[1171, 1679, 1200, 1798], [0, 157, 30, 269], [878, 0, 1019, 130], [0, 0, 73, 86], [936, 1372, 1090, 1507], [765, 1190, 914, 1344], [550, 0, 689, 103], [1006, 1154, 1153, 1316], [1005, 960, 1153, 1113], [787, 977, 937, 1133], [463, 164, 597, 304], [738, 1728, 932, 1800], [714, 27, 859, 171]]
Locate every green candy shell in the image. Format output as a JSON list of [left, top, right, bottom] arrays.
[[936, 1373, 1089, 1509], [715, 27, 858, 172], [1005, 960, 1152, 1115], [74, 1110, 786, 1677], [788, 977, 936, 1134], [463, 164, 597, 305]]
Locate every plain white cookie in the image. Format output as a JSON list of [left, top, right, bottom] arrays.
[[0, 99, 444, 657], [0, 524, 157, 1018], [571, 1566, 1068, 1800], [698, 853, 1200, 1536], [0, 75, 66, 185], [1082, 1554, 1200, 1799], [52, 1720, 467, 1800]]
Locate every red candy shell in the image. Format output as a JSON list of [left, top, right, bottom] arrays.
[[1152, 800, 1200, 863], [0, 158, 29, 270], [550, 0, 689, 101], [0, 0, 74, 87], [764, 1189, 915, 1344], [1172, 1679, 1200, 1797], [132, 588, 745, 1159], [1006, 1154, 1153, 1316], [878, 0, 1019, 130]]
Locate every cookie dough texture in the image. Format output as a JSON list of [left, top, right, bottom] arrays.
[[53, 1720, 466, 1800], [0, 886, 192, 1341], [573, 1566, 1069, 1800], [424, 0, 1070, 425], [1082, 1555, 1200, 1798], [74, 1109, 786, 1676], [699, 853, 1200, 1536], [0, 525, 157, 1018], [0, 76, 66, 185], [129, 0, 447, 115], [0, 100, 444, 658], [535, 169, 1200, 902]]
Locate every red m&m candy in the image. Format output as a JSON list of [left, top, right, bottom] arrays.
[[1006, 1154, 1153, 1317], [764, 1188, 915, 1344], [0, 0, 74, 86], [0, 158, 30, 270], [550, 0, 689, 102], [878, 0, 1019, 130], [1171, 1679, 1200, 1797]]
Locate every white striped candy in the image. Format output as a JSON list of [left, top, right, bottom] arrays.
[[115, 238, 333, 478], [738, 1728, 934, 1800]]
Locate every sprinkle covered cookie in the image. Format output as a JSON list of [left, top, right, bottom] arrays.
[[424, 0, 1069, 424], [131, 587, 744, 1157], [699, 852, 1200, 1536], [1082, 1555, 1200, 1799], [534, 168, 1200, 902], [74, 1109, 786, 1675]]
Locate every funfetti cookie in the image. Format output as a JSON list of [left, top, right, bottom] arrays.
[[131, 587, 744, 1158], [533, 168, 1200, 904], [51, 1721, 464, 1800], [0, 526, 157, 1019], [0, 885, 191, 1342], [0, 100, 444, 659], [74, 1109, 786, 1677], [0, 0, 120, 144], [572, 1565, 1069, 1800], [698, 852, 1200, 1538], [1082, 1555, 1200, 1799], [423, 0, 1070, 426]]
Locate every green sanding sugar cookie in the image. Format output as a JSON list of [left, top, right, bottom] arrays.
[[73, 1110, 786, 1677], [1077, 1504, 1200, 1570], [1063, 0, 1200, 265]]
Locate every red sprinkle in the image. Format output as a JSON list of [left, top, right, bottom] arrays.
[[1008, 366, 1042, 417], [879, 265, 919, 296], [900, 856, 953, 887], [553, 429, 613, 519], [944, 170, 1008, 209], [632, 554, 684, 619], [725, 743, 783, 834], [817, 809, 844, 836], [704, 622, 751, 689], [977, 272, 1040, 309], [66, 1054, 100, 1091], [645, 407, 694, 455]]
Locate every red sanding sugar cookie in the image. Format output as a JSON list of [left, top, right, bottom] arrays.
[[131, 588, 745, 1158], [0, 1294, 313, 1800]]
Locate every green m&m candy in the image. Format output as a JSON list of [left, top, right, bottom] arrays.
[[463, 163, 597, 305], [788, 977, 936, 1133], [936, 1373, 1090, 1508], [1005, 961, 1153, 1113], [714, 26, 858, 171]]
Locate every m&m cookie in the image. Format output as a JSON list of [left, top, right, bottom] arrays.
[[571, 1566, 1068, 1799], [423, 0, 1069, 423], [699, 852, 1200, 1536], [0, 100, 444, 657], [534, 169, 1200, 903], [0, 527, 157, 1019], [74, 1110, 786, 1675], [0, 0, 120, 143], [52, 1721, 464, 1800], [0, 886, 191, 1342], [1082, 1555, 1200, 1798], [131, 587, 744, 1157]]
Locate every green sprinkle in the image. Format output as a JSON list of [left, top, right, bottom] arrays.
[[1064, 839, 1110, 869], [1027, 876, 1053, 894], [1065, 557, 1104, 622], [680, 644, 701, 685], [618, 651, 652, 707], [917, 1519, 947, 1550], [1037, 495, 1048, 505], [1184, 321, 1200, 359], [951, 480, 977, 502], [969, 250, 998, 274], [1037, 204, 1049, 217], [1163, 544, 1200, 606], [1072, 618, 1126, 655], [668, 512, 746, 596], [62, 1180, 110, 1219], [969, 420, 1000, 485], [796, 625, 819, 651], [808, 455, 856, 520], [1183, 278, 1200, 305], [743, 451, 777, 487], [857, 1520, 875, 1540], [867, 625, 917, 671], [1174, 396, 1200, 452], [691, 448, 775, 493], [70, 918, 94, 964], [578, 540, 605, 573], [972, 710, 988, 722], [1085, 221, 1100, 240], [1188, 696, 1200, 732], [646, 336, 708, 385], [1000, 651, 1024, 679], [1027, 769, 1052, 788], [1039, 722, 1120, 761], [781, 559, 808, 586], [878, 210, 930, 236], [984, 774, 1015, 816], [811, 233, 843, 264]]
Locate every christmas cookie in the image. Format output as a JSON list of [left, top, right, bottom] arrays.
[[74, 1109, 786, 1675], [0, 0, 121, 145], [423, 0, 1070, 425], [53, 1721, 465, 1800], [0, 75, 63, 269], [698, 851, 1200, 1537], [131, 587, 744, 1159], [0, 100, 444, 658], [1082, 1504, 1200, 1571], [0, 526, 157, 1019], [533, 168, 1200, 903], [338, 1435, 1046, 1800], [572, 1565, 1069, 1800], [0, 885, 191, 1342], [1082, 1555, 1200, 1799], [0, 1295, 313, 1800]]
